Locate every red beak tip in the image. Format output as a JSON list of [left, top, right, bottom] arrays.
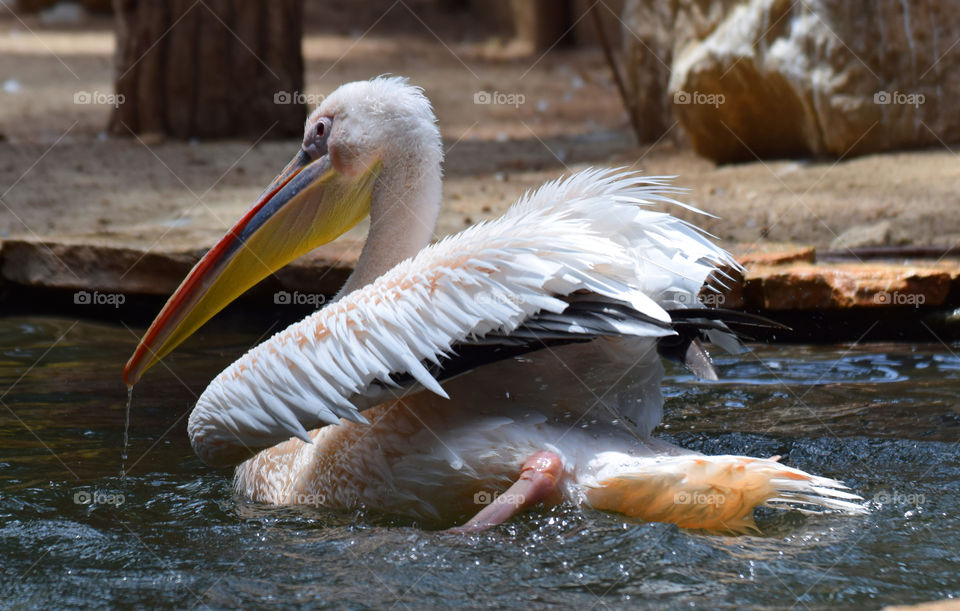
[[122, 357, 141, 388]]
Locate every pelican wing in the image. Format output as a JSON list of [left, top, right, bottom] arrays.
[[187, 170, 740, 467], [380, 301, 779, 395]]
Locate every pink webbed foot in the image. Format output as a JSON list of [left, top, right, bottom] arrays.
[[449, 451, 563, 533]]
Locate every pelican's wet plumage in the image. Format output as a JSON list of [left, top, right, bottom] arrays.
[[128, 77, 864, 532]]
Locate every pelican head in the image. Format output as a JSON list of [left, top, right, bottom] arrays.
[[124, 77, 443, 386]]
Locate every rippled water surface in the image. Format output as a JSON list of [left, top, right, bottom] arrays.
[[1, 316, 959, 609]]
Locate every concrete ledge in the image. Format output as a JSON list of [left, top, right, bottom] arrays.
[[700, 245, 960, 312], [1, 238, 958, 338], [0, 237, 363, 298], [742, 262, 955, 310]]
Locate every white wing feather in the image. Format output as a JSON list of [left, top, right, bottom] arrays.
[[187, 169, 738, 466]]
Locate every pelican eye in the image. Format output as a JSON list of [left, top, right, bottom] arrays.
[[302, 116, 332, 159]]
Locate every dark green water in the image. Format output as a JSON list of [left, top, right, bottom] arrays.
[[1, 316, 958, 609]]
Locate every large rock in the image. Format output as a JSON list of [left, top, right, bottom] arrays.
[[619, 0, 679, 142], [623, 0, 960, 161]]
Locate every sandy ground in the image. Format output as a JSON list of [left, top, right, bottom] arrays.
[[0, 9, 958, 256]]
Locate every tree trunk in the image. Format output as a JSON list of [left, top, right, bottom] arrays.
[[110, 0, 305, 139], [509, 0, 571, 51]]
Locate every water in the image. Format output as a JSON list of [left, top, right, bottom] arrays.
[[1, 316, 958, 609], [121, 386, 132, 479]]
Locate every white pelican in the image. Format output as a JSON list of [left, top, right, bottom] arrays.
[[125, 77, 863, 532]]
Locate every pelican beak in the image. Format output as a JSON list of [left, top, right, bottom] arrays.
[[123, 150, 381, 386]]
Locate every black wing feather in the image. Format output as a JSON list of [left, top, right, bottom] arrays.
[[378, 300, 785, 393]]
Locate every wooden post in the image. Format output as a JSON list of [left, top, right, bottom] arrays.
[[109, 0, 305, 139]]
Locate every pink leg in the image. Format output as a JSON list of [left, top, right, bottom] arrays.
[[449, 451, 563, 533]]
